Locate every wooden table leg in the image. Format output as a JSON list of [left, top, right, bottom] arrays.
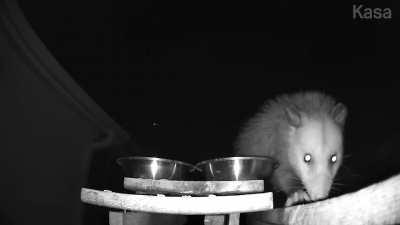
[[204, 215, 225, 225], [228, 213, 240, 225]]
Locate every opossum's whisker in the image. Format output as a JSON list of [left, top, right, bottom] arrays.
[[338, 165, 362, 178], [332, 182, 346, 186], [342, 154, 353, 160], [330, 188, 340, 193], [332, 176, 350, 187], [332, 180, 344, 186], [331, 186, 340, 190], [329, 188, 340, 194], [329, 188, 342, 196], [331, 181, 345, 189]]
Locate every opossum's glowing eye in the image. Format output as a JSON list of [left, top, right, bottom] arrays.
[[304, 154, 312, 163], [331, 154, 337, 163]]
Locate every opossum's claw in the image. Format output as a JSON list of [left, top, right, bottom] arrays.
[[285, 190, 311, 207]]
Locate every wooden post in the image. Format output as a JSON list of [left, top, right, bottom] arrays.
[[228, 213, 240, 225], [204, 215, 225, 225]]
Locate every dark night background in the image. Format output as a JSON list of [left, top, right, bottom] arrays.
[[12, 0, 400, 224]]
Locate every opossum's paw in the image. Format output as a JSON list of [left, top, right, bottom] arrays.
[[285, 190, 311, 207]]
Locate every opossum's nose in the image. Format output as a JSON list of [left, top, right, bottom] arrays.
[[309, 189, 329, 201], [308, 181, 331, 201]]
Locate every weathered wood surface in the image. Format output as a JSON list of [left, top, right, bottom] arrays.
[[249, 173, 400, 225], [124, 178, 264, 195], [81, 188, 273, 215]]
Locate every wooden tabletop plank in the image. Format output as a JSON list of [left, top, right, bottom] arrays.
[[81, 188, 273, 215]]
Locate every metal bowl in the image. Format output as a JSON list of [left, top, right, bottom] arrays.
[[195, 156, 277, 181], [116, 156, 199, 180]]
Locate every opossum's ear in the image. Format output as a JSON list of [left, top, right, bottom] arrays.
[[332, 103, 347, 126], [285, 106, 302, 127]]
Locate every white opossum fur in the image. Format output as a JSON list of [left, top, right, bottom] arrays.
[[234, 91, 347, 206]]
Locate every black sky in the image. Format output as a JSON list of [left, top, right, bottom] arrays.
[[17, 0, 400, 190]]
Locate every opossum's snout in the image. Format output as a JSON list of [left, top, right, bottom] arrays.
[[307, 187, 330, 201], [304, 174, 333, 201]]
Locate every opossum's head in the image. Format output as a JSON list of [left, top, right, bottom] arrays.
[[285, 103, 347, 201]]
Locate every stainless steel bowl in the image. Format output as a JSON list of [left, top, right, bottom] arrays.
[[116, 156, 198, 180], [195, 156, 277, 181]]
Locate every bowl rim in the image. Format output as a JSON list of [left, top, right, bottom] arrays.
[[115, 156, 197, 168], [195, 156, 277, 167]]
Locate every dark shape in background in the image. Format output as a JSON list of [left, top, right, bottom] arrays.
[[12, 0, 400, 224]]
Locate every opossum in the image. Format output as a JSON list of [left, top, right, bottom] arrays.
[[234, 91, 347, 207]]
